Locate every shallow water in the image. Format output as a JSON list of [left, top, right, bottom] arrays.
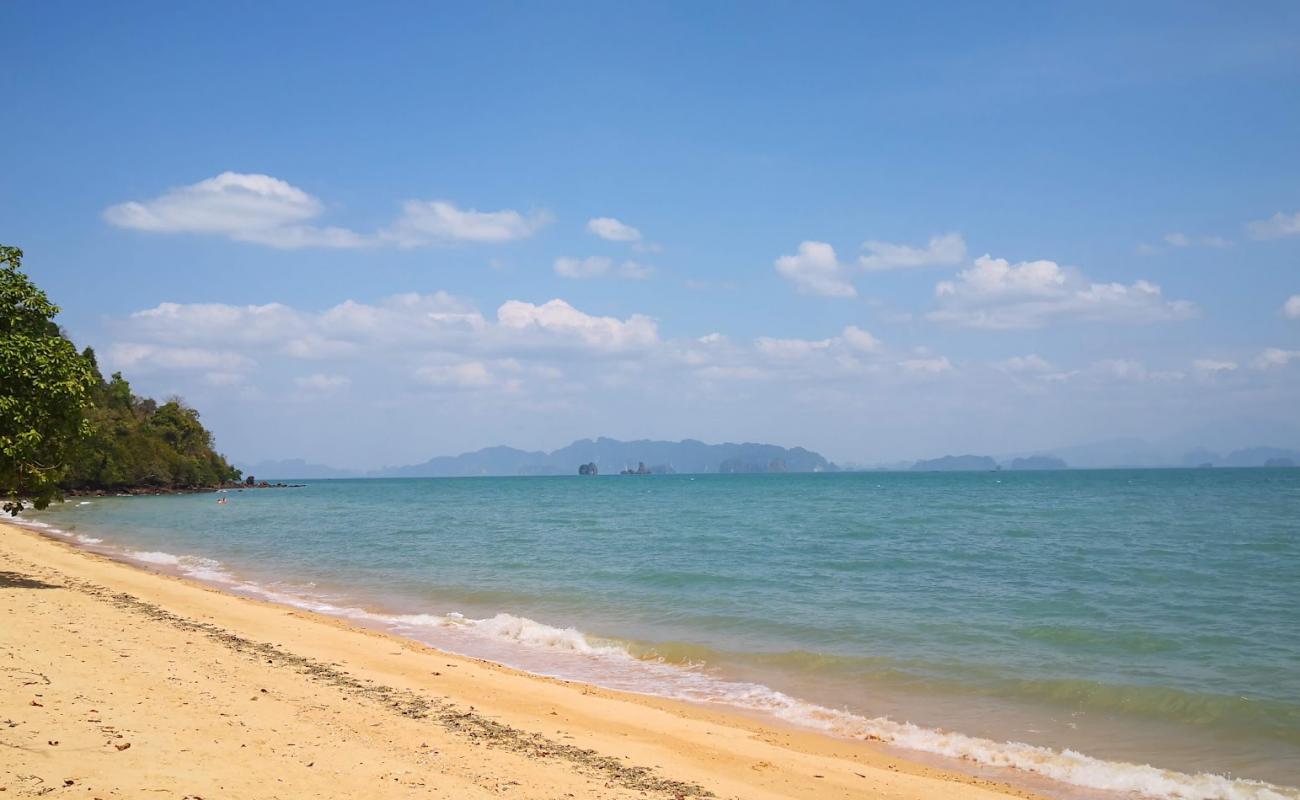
[[19, 469, 1300, 799]]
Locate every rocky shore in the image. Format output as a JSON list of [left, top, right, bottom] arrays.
[[65, 480, 305, 498]]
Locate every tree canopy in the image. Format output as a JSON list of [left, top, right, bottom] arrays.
[[0, 245, 96, 513], [1, 245, 240, 515], [64, 360, 242, 492]]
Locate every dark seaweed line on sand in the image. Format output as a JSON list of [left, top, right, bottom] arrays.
[[22, 562, 713, 799]]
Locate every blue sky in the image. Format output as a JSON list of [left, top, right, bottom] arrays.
[[3, 2, 1299, 468]]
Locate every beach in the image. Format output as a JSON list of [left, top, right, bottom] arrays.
[[0, 520, 1039, 800]]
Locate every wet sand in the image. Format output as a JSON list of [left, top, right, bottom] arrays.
[[0, 520, 1042, 800]]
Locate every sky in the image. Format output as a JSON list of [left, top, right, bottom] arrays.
[[2, 1, 1299, 469]]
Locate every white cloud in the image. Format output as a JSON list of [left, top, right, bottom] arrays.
[[937, 255, 1066, 299], [1247, 211, 1300, 240], [1167, 233, 1230, 248], [840, 325, 882, 353], [755, 325, 881, 361], [996, 354, 1053, 373], [775, 241, 856, 297], [755, 336, 833, 359], [103, 172, 371, 250], [1192, 359, 1237, 375], [119, 293, 655, 363], [109, 343, 255, 372], [1252, 348, 1300, 369], [203, 372, 246, 388], [554, 256, 613, 278], [105, 172, 549, 249], [1090, 359, 1151, 381], [385, 200, 550, 245], [899, 356, 952, 374], [554, 256, 653, 280], [496, 299, 658, 350], [413, 362, 497, 389], [295, 373, 351, 391], [586, 217, 642, 242], [860, 232, 966, 271], [618, 260, 654, 280], [1137, 233, 1231, 254], [1284, 295, 1300, 319], [928, 254, 1197, 329]]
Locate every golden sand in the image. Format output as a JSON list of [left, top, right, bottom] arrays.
[[0, 521, 1042, 799]]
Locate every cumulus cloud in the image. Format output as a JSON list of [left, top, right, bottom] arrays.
[[927, 254, 1197, 329], [586, 217, 642, 242], [120, 293, 656, 361], [755, 325, 881, 361], [555, 256, 612, 279], [105, 172, 549, 249], [860, 232, 966, 271], [898, 356, 952, 374], [619, 260, 654, 279], [840, 325, 882, 353], [1252, 348, 1300, 369], [384, 200, 550, 246], [1137, 233, 1231, 254], [109, 343, 255, 372], [554, 256, 653, 280], [496, 299, 658, 350], [755, 336, 833, 359], [1284, 294, 1300, 319], [1090, 359, 1153, 381], [775, 241, 856, 297], [1192, 359, 1237, 375], [1247, 211, 1300, 240], [413, 362, 498, 389], [103, 172, 370, 249], [295, 373, 351, 391]]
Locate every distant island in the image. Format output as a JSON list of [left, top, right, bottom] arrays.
[[910, 454, 1067, 472], [245, 437, 838, 479], [242, 436, 1300, 481], [911, 455, 999, 472], [1179, 446, 1300, 469]]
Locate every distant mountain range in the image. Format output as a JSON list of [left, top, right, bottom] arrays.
[[240, 426, 1300, 480], [241, 437, 837, 479], [910, 454, 1069, 472], [906, 446, 1298, 472]]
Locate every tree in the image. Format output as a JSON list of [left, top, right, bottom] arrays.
[[0, 245, 96, 514]]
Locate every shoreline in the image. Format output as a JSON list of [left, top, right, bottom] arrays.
[[1, 519, 1045, 800]]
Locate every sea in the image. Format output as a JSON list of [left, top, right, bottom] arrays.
[[13, 469, 1300, 800]]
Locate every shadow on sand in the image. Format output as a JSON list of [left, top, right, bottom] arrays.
[[0, 570, 59, 590]]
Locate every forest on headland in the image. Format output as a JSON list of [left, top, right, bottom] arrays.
[[1, 245, 240, 513]]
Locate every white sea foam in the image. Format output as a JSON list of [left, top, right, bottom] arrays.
[[130, 550, 182, 565], [327, 607, 1300, 800], [7, 514, 1297, 800]]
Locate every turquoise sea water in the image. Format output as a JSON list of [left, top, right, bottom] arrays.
[[18, 470, 1300, 799]]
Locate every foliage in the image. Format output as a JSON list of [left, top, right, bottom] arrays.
[[2, 244, 241, 514], [0, 246, 96, 514], [64, 361, 242, 491]]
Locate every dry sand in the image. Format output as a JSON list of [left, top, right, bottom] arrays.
[[0, 521, 1043, 799]]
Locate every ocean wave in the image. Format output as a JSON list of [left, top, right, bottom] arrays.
[[329, 608, 1300, 800], [8, 514, 1297, 800]]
